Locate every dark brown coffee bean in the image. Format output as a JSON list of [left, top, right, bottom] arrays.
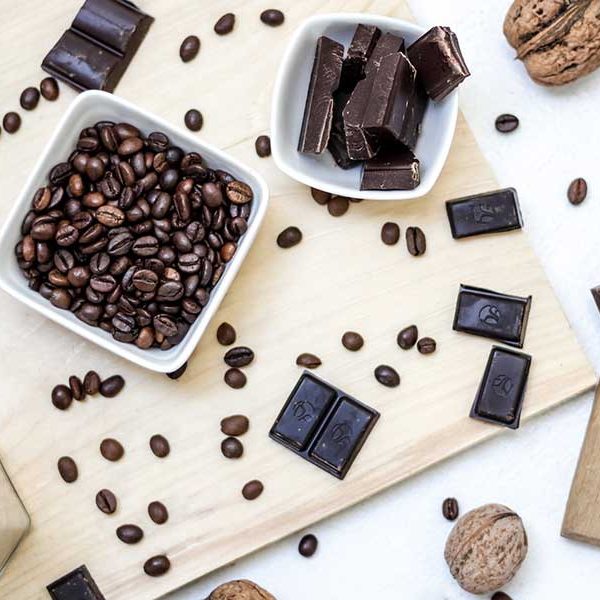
[[495, 113, 519, 133], [100, 375, 125, 397], [298, 533, 318, 557], [184, 109, 203, 132], [342, 331, 364, 351], [224, 367, 246, 389], [374, 365, 400, 388], [143, 555, 170, 576], [49, 162, 72, 186], [568, 177, 587, 205], [69, 375, 85, 401], [277, 226, 302, 248], [149, 434, 170, 458], [381, 222, 400, 245], [296, 352, 321, 369], [491, 593, 512, 600], [116, 524, 143, 544], [214, 13, 235, 35], [52, 384, 73, 410], [148, 501, 169, 524], [96, 205, 125, 228], [221, 436, 244, 458], [260, 9, 285, 26], [226, 180, 253, 204], [311, 188, 331, 205], [20, 87, 40, 110], [327, 196, 349, 217], [3, 112, 21, 134], [56, 224, 79, 247], [255, 135, 271, 157], [180, 35, 200, 62], [57, 456, 78, 483], [221, 415, 249, 436], [96, 488, 117, 514], [397, 325, 418, 350], [167, 362, 188, 380], [217, 322, 236, 345], [224, 346, 254, 367], [100, 438, 124, 461], [417, 337, 436, 355], [242, 480, 263, 500], [83, 370, 101, 395], [442, 497, 459, 521], [220, 242, 237, 262], [406, 226, 426, 256], [40, 77, 59, 101]]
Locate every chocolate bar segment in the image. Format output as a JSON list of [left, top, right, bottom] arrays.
[[47, 565, 106, 600], [407, 26, 470, 101], [453, 284, 532, 348], [446, 188, 523, 239], [361, 145, 420, 190], [298, 36, 344, 154], [470, 346, 532, 429]]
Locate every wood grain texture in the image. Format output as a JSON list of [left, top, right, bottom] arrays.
[[0, 0, 595, 598]]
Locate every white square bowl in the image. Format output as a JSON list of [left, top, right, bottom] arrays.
[[271, 13, 459, 201], [0, 91, 269, 373]]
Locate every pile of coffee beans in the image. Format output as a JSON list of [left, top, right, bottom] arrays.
[[15, 120, 254, 351], [397, 324, 437, 355], [217, 322, 254, 389], [51, 371, 124, 410], [310, 187, 359, 217]]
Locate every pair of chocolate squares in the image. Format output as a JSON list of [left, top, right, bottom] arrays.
[[298, 24, 470, 191]]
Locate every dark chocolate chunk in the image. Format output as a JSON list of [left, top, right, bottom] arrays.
[[339, 24, 382, 92], [591, 285, 600, 313], [47, 565, 106, 600], [298, 36, 344, 154], [453, 284, 532, 348], [407, 26, 470, 101], [361, 145, 420, 191], [470, 346, 531, 429], [446, 188, 523, 239], [328, 90, 358, 169]]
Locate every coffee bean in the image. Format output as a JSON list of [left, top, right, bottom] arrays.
[[96, 489, 117, 514], [3, 112, 21, 134], [226, 180, 253, 204], [148, 501, 169, 524], [149, 434, 170, 458], [311, 188, 331, 205], [180, 35, 200, 62], [116, 524, 143, 544], [224, 367, 246, 389], [255, 135, 271, 157], [96, 205, 125, 228], [341, 331, 364, 351], [276, 226, 302, 248], [52, 384, 73, 410], [406, 226, 426, 256], [298, 533, 318, 557], [83, 370, 101, 395], [40, 77, 59, 101], [143, 555, 170, 577], [296, 353, 321, 369], [397, 325, 418, 350], [327, 196, 349, 217], [182, 109, 203, 133], [260, 9, 285, 26], [568, 177, 587, 205], [100, 375, 125, 397], [442, 497, 459, 521], [20, 87, 40, 111], [221, 415, 249, 436], [495, 113, 519, 133], [491, 593, 512, 600], [224, 346, 254, 367], [100, 438, 124, 461], [374, 365, 400, 388], [167, 362, 188, 380], [381, 222, 400, 245], [214, 13, 235, 35], [57, 456, 78, 483], [417, 337, 436, 354], [217, 322, 236, 345], [242, 480, 263, 500], [221, 436, 244, 458], [69, 375, 85, 401]]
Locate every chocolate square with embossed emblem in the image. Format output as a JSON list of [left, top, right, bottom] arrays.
[[453, 284, 532, 348], [471, 346, 531, 429], [47, 565, 106, 600]]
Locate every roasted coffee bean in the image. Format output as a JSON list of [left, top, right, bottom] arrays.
[[327, 196, 349, 217], [133, 235, 159, 256], [217, 322, 236, 345], [255, 135, 271, 157], [96, 489, 117, 514], [50, 288, 71, 309], [40, 77, 59, 101], [149, 434, 170, 458], [69, 375, 85, 401], [442, 497, 459, 521], [184, 109, 203, 132], [96, 205, 125, 228], [56, 225, 79, 247], [83, 370, 101, 395], [381, 222, 400, 245], [374, 365, 400, 388], [568, 177, 587, 205], [202, 182, 223, 208], [342, 331, 364, 351], [406, 226, 426, 256], [3, 112, 21, 134], [57, 456, 78, 483], [151, 191, 172, 218], [143, 555, 170, 577], [214, 13, 235, 35], [226, 180, 253, 204], [221, 436, 244, 458], [311, 188, 331, 205], [276, 226, 302, 248], [116, 524, 143, 544], [417, 337, 436, 354], [108, 231, 134, 256], [224, 367, 246, 389], [67, 266, 90, 288], [242, 480, 263, 500], [52, 384, 73, 410], [298, 533, 318, 557], [77, 136, 99, 153], [221, 414, 249, 436], [495, 113, 519, 133], [132, 269, 158, 292], [100, 375, 125, 397], [20, 87, 40, 111], [220, 242, 236, 262], [260, 9, 285, 26], [90, 252, 110, 275], [100, 438, 124, 461], [49, 162, 72, 186], [32, 187, 52, 212], [116, 161, 135, 187], [99, 173, 122, 199], [154, 314, 177, 337], [114, 122, 140, 141], [296, 352, 321, 369], [180, 34, 200, 62], [148, 501, 169, 524], [224, 346, 254, 367], [397, 325, 418, 350], [491, 593, 512, 600], [167, 362, 188, 380]]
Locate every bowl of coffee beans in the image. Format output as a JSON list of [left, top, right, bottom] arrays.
[[0, 91, 269, 372]]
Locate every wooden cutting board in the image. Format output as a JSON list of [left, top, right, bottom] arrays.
[[0, 0, 595, 598]]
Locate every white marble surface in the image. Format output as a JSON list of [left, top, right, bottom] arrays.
[[169, 2, 600, 598]]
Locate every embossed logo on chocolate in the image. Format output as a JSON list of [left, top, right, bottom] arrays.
[[478, 304, 501, 326], [292, 399, 316, 423], [331, 422, 353, 447], [492, 374, 514, 397], [472, 203, 498, 224]]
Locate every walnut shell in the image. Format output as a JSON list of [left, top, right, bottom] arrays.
[[208, 579, 276, 600], [444, 503, 528, 595]]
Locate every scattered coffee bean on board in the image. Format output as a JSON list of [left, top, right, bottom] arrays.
[[69, 375, 85, 401], [277, 226, 302, 248], [221, 436, 244, 459], [99, 375, 125, 398], [167, 362, 188, 380], [221, 414, 249, 436], [20, 87, 40, 111], [83, 371, 101, 395], [298, 533, 318, 557], [148, 501, 169, 524], [242, 480, 264, 500], [327, 196, 349, 217], [116, 524, 144, 544], [397, 325, 418, 350], [296, 352, 322, 369], [40, 76, 59, 101], [144, 555, 170, 577], [217, 322, 237, 346], [224, 367, 247, 389], [179, 35, 200, 62], [57, 456, 78, 483], [224, 346, 254, 367], [417, 337, 436, 354], [100, 438, 124, 462], [149, 434, 170, 458], [96, 489, 117, 514], [491, 593, 512, 600], [214, 13, 235, 35], [568, 177, 587, 205], [255, 135, 271, 157], [311, 188, 331, 205], [184, 109, 203, 132], [406, 226, 426, 256], [374, 365, 400, 388], [52, 384, 73, 410], [381, 222, 400, 245], [3, 112, 21, 134], [260, 9, 285, 26], [342, 331, 364, 351], [442, 497, 459, 521], [495, 113, 519, 133]]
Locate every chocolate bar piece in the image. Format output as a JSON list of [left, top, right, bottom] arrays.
[[446, 188, 523, 239], [42, 0, 154, 92], [328, 90, 358, 169], [361, 145, 420, 190], [453, 284, 532, 348], [298, 36, 344, 154], [591, 286, 600, 312], [407, 26, 470, 101], [270, 372, 379, 479], [47, 565, 105, 600], [470, 346, 532, 429]]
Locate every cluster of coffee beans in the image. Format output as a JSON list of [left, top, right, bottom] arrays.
[[51, 371, 124, 410], [216, 322, 255, 389], [15, 120, 254, 351], [381, 222, 427, 256], [310, 187, 362, 217]]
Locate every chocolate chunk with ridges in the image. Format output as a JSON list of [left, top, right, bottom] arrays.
[[328, 90, 359, 169], [47, 565, 106, 600], [361, 145, 420, 191], [339, 24, 382, 92]]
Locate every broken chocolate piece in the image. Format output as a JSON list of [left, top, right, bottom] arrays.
[[339, 24, 382, 92], [361, 145, 420, 190], [328, 90, 358, 169], [47, 565, 106, 600]]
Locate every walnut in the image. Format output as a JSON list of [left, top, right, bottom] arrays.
[[504, 0, 600, 85], [444, 503, 528, 595], [208, 579, 276, 600]]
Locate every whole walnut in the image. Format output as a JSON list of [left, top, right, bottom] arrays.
[[208, 579, 276, 600], [444, 503, 528, 595], [504, 0, 600, 85]]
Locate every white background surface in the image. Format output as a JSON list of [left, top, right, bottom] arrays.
[[170, 2, 600, 598]]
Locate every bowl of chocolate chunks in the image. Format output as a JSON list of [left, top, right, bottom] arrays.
[[271, 13, 470, 200]]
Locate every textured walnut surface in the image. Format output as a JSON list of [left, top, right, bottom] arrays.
[[208, 579, 276, 600]]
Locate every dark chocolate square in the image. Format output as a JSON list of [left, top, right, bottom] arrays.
[[47, 565, 105, 600]]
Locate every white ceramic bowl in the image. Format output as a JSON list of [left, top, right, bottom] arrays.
[[0, 91, 269, 373], [271, 13, 459, 201]]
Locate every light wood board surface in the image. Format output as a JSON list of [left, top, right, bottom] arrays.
[[0, 0, 595, 598]]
